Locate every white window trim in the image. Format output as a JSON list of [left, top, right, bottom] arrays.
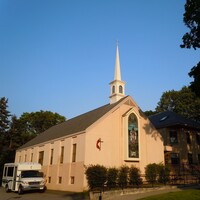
[[123, 108, 141, 162]]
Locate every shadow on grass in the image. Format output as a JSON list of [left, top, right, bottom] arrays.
[[47, 190, 90, 200]]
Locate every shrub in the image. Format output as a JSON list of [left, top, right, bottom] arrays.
[[85, 164, 107, 190], [118, 165, 129, 189], [145, 163, 158, 186], [157, 163, 170, 184], [129, 165, 143, 187], [107, 167, 118, 189]]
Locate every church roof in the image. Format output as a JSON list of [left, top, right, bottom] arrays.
[[149, 111, 200, 130], [18, 96, 129, 150]]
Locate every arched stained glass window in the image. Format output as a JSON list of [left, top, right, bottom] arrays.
[[112, 85, 115, 94], [119, 85, 123, 93], [128, 113, 139, 158]]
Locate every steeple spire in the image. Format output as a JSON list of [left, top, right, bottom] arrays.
[[114, 43, 121, 80], [109, 43, 126, 104]]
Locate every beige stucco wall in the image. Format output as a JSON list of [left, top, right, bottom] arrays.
[[15, 133, 86, 192], [84, 98, 164, 176], [15, 97, 164, 192]]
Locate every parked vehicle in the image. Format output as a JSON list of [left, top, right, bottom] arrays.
[[2, 162, 46, 194]]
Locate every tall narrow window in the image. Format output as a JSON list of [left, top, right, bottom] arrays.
[[188, 153, 193, 164], [60, 146, 64, 164], [171, 153, 180, 165], [170, 130, 178, 144], [70, 176, 75, 184], [72, 144, 77, 162], [198, 154, 200, 164], [196, 134, 200, 145], [30, 153, 33, 162], [112, 85, 115, 94], [58, 176, 62, 184], [38, 151, 44, 165], [48, 177, 51, 183], [24, 154, 27, 162], [119, 85, 123, 93], [128, 113, 139, 158], [50, 149, 54, 165], [4, 167, 7, 176], [7, 167, 14, 176], [186, 132, 191, 144]]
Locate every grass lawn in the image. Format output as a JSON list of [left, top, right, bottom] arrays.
[[139, 189, 200, 200]]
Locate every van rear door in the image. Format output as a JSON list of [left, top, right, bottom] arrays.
[[12, 166, 17, 191]]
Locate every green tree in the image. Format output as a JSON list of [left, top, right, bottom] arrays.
[[0, 97, 10, 144], [0, 97, 11, 185], [7, 115, 23, 149], [181, 0, 200, 97], [17, 110, 66, 143], [181, 0, 200, 49], [0, 99, 66, 185], [144, 110, 158, 117], [189, 62, 200, 97], [156, 86, 200, 121]]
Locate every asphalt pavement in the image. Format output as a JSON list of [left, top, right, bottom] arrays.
[[0, 187, 89, 200]]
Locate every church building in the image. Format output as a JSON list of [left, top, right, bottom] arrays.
[[15, 45, 164, 192]]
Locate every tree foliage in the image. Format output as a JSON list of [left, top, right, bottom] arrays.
[[18, 110, 66, 136], [7, 115, 22, 150], [181, 0, 200, 49], [0, 97, 10, 140], [0, 97, 11, 184], [189, 61, 200, 97], [156, 86, 200, 121], [0, 97, 66, 185], [181, 0, 200, 97], [144, 110, 158, 117], [0, 97, 11, 152]]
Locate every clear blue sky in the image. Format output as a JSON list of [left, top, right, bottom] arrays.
[[0, 0, 199, 119]]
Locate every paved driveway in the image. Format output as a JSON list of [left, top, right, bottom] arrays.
[[0, 187, 89, 200]]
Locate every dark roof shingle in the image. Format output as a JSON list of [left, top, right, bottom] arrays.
[[18, 96, 128, 150], [149, 111, 200, 130]]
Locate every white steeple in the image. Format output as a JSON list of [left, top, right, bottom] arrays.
[[109, 43, 126, 104], [114, 44, 121, 80]]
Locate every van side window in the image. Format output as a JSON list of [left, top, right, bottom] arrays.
[[7, 167, 14, 176], [4, 167, 7, 176]]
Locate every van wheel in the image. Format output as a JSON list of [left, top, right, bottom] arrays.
[[40, 186, 46, 193], [5, 185, 10, 193], [18, 185, 23, 195]]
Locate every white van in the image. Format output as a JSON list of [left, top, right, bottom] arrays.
[[2, 162, 46, 194]]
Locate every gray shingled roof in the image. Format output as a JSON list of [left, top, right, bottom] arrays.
[[149, 111, 200, 130], [18, 96, 128, 150]]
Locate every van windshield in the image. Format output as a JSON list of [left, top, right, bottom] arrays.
[[21, 170, 43, 178]]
